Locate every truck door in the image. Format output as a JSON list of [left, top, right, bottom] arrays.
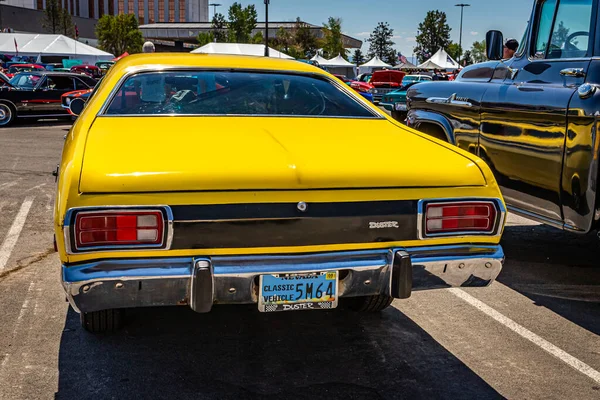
[[479, 0, 596, 226]]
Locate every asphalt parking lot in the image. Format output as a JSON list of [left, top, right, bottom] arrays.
[[0, 121, 599, 400]]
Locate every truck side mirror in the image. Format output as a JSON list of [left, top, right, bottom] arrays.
[[486, 30, 504, 61]]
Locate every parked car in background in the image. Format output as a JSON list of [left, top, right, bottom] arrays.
[[350, 73, 374, 101], [351, 69, 406, 103], [402, 74, 432, 85], [70, 65, 102, 80], [0, 72, 12, 87], [5, 63, 45, 78], [380, 81, 422, 122], [61, 88, 93, 116], [406, 0, 600, 235], [56, 53, 506, 333], [333, 74, 352, 84], [95, 60, 115, 75], [0, 71, 96, 126]]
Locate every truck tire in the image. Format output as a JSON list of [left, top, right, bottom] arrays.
[[80, 309, 123, 333], [391, 110, 407, 123], [347, 294, 394, 312], [0, 102, 16, 127]]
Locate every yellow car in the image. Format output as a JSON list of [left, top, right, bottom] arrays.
[[56, 53, 506, 332]]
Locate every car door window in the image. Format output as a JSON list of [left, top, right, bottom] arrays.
[[45, 76, 74, 91], [533, 0, 594, 59], [74, 78, 88, 90]]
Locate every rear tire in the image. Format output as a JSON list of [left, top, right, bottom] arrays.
[[0, 102, 16, 127], [80, 309, 124, 333], [347, 295, 394, 312]]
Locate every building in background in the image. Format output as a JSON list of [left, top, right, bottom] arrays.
[[13, 0, 209, 23]]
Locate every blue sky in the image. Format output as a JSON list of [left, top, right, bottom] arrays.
[[211, 0, 533, 62]]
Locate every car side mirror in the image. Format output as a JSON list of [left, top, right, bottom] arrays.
[[486, 30, 504, 61], [69, 98, 85, 116]]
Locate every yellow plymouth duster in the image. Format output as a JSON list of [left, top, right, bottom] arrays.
[[55, 53, 506, 332]]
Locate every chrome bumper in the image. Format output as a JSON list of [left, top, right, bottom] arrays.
[[62, 245, 504, 313]]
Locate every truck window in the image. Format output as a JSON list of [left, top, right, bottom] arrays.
[[548, 0, 593, 59], [533, 0, 593, 59], [533, 0, 557, 59]]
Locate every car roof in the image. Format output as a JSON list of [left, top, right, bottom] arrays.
[[13, 71, 88, 77], [110, 53, 325, 75], [10, 64, 43, 67]]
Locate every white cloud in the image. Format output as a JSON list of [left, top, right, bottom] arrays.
[[392, 35, 402, 39], [470, 31, 479, 36], [355, 32, 370, 37]]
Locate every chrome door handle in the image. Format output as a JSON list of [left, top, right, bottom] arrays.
[[560, 68, 585, 78], [426, 93, 472, 108]]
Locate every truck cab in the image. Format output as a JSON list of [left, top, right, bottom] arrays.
[[406, 0, 600, 234]]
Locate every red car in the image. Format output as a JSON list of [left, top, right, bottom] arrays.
[[5, 64, 45, 78], [70, 65, 102, 80], [350, 70, 405, 103], [61, 89, 93, 116], [333, 74, 352, 84]]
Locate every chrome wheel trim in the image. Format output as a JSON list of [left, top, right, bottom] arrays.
[[0, 104, 12, 126]]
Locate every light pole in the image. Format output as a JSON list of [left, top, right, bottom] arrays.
[[209, 3, 221, 17], [455, 3, 470, 65], [264, 0, 270, 57]]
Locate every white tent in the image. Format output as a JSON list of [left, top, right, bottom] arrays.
[[359, 56, 392, 70], [320, 54, 354, 67], [191, 43, 293, 59], [418, 48, 459, 70], [0, 33, 114, 64], [310, 54, 328, 64]]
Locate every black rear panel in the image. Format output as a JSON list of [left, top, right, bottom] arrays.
[[170, 200, 418, 249]]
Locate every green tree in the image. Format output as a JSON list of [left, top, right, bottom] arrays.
[[251, 31, 263, 45], [197, 32, 215, 46], [227, 2, 257, 43], [471, 40, 487, 63], [447, 42, 462, 62], [414, 10, 451, 63], [275, 26, 293, 53], [96, 14, 144, 55], [60, 8, 74, 37], [294, 18, 318, 58], [367, 22, 397, 65], [42, 0, 62, 34], [462, 50, 474, 66], [322, 17, 345, 59], [352, 48, 365, 66], [211, 13, 228, 43]]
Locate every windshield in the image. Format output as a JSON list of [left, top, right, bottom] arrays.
[[9, 73, 42, 88], [104, 70, 377, 118]]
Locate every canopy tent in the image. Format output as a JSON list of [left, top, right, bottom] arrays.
[[310, 54, 328, 64], [320, 54, 355, 78], [394, 60, 418, 70], [191, 43, 293, 59], [0, 33, 114, 64], [418, 48, 459, 70], [359, 56, 391, 69], [320, 54, 354, 67]]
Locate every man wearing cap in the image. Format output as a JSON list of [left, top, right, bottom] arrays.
[[503, 39, 519, 60]]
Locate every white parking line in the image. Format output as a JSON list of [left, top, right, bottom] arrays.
[[0, 197, 34, 272], [449, 288, 600, 384]]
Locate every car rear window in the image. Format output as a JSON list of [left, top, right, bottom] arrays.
[[104, 70, 377, 118]]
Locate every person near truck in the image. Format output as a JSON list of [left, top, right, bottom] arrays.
[[503, 38, 519, 60]]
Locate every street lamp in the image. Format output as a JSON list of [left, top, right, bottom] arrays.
[[455, 3, 470, 65], [209, 3, 221, 17], [264, 0, 270, 57]]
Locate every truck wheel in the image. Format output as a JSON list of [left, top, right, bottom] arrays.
[[0, 103, 16, 127], [347, 295, 394, 312], [80, 309, 124, 333], [391, 110, 407, 122]]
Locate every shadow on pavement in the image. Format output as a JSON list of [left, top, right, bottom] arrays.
[[499, 223, 600, 335], [55, 305, 501, 400]]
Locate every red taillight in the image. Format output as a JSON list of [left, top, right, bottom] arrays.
[[74, 211, 164, 249], [425, 202, 497, 236]]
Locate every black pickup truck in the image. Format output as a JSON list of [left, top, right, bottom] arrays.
[[406, 0, 600, 235]]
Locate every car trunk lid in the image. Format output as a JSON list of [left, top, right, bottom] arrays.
[[79, 116, 486, 193]]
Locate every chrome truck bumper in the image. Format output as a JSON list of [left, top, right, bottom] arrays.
[[62, 245, 504, 313]]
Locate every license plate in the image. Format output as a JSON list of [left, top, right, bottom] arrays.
[[395, 103, 407, 111], [258, 271, 338, 313]]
